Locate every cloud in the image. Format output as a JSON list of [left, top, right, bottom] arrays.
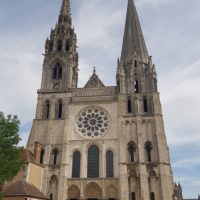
[[172, 157, 200, 169], [159, 59, 200, 146], [0, 35, 41, 124], [192, 180, 200, 186], [136, 0, 175, 7], [0, 0, 200, 197]]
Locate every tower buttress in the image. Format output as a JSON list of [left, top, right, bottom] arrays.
[[41, 0, 78, 91]]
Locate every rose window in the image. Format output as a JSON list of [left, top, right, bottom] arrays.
[[76, 106, 110, 139]]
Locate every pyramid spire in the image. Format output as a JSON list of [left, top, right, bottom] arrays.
[[58, 0, 71, 24], [120, 0, 149, 65]]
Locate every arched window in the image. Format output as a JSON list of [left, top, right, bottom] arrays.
[[128, 142, 136, 162], [72, 151, 81, 178], [52, 64, 62, 80], [49, 175, 58, 200], [65, 40, 70, 51], [44, 100, 50, 119], [52, 148, 59, 165], [145, 142, 153, 162], [150, 192, 155, 200], [134, 80, 139, 93], [40, 148, 45, 164], [134, 60, 138, 68], [57, 40, 62, 51], [127, 98, 132, 113], [49, 42, 53, 52], [143, 97, 148, 113], [87, 145, 99, 178], [132, 192, 136, 200], [106, 150, 114, 177], [57, 100, 63, 119]]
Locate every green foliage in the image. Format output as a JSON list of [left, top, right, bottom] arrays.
[[0, 112, 24, 198]]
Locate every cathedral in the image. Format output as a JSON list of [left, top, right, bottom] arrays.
[[26, 0, 180, 199]]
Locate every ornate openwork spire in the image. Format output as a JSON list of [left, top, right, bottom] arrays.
[[60, 0, 71, 16], [58, 0, 71, 24], [120, 0, 149, 64]]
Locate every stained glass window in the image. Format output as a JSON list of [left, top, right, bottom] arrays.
[[72, 151, 81, 178], [87, 145, 99, 178], [106, 150, 114, 177]]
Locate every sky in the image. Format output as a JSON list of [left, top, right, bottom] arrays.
[[0, 0, 199, 198]]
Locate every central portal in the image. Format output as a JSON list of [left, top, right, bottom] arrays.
[[87, 199, 98, 200], [85, 182, 102, 200]]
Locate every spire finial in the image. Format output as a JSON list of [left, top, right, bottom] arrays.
[[93, 66, 96, 74]]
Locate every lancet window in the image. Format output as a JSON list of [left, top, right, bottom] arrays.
[[53, 63, 62, 80], [44, 100, 50, 119], [57, 39, 63, 51], [127, 98, 132, 113], [145, 142, 153, 162], [40, 148, 45, 164], [128, 142, 136, 162], [72, 151, 81, 178], [87, 145, 99, 178], [106, 150, 114, 177], [143, 97, 148, 113]]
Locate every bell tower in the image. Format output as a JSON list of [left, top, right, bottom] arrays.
[[117, 0, 175, 200], [41, 0, 78, 91]]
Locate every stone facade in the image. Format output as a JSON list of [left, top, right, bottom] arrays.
[[27, 0, 178, 199]]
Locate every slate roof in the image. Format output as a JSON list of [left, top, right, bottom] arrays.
[[3, 180, 48, 199]]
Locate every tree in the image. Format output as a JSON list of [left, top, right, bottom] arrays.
[[0, 112, 23, 199]]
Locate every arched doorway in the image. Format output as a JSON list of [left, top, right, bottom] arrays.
[[85, 182, 102, 200], [106, 185, 118, 200], [68, 185, 80, 200]]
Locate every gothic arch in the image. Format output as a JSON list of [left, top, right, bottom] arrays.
[[57, 39, 63, 51], [55, 99, 63, 119], [43, 100, 50, 119], [68, 185, 80, 199], [128, 141, 136, 162], [51, 59, 65, 68], [87, 145, 99, 178], [84, 182, 102, 199], [51, 148, 59, 165], [145, 141, 153, 162], [48, 175, 58, 200], [106, 185, 118, 199], [52, 63, 62, 80], [40, 148, 45, 164], [106, 150, 114, 177], [72, 151, 81, 178]]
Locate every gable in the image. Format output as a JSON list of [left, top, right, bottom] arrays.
[[84, 73, 105, 88]]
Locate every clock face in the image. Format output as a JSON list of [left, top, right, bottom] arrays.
[[76, 106, 110, 139]]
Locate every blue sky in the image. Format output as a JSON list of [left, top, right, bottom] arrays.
[[0, 0, 200, 198]]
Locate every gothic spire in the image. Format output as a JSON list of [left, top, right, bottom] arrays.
[[59, 0, 71, 24], [60, 0, 71, 16], [120, 0, 149, 64]]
